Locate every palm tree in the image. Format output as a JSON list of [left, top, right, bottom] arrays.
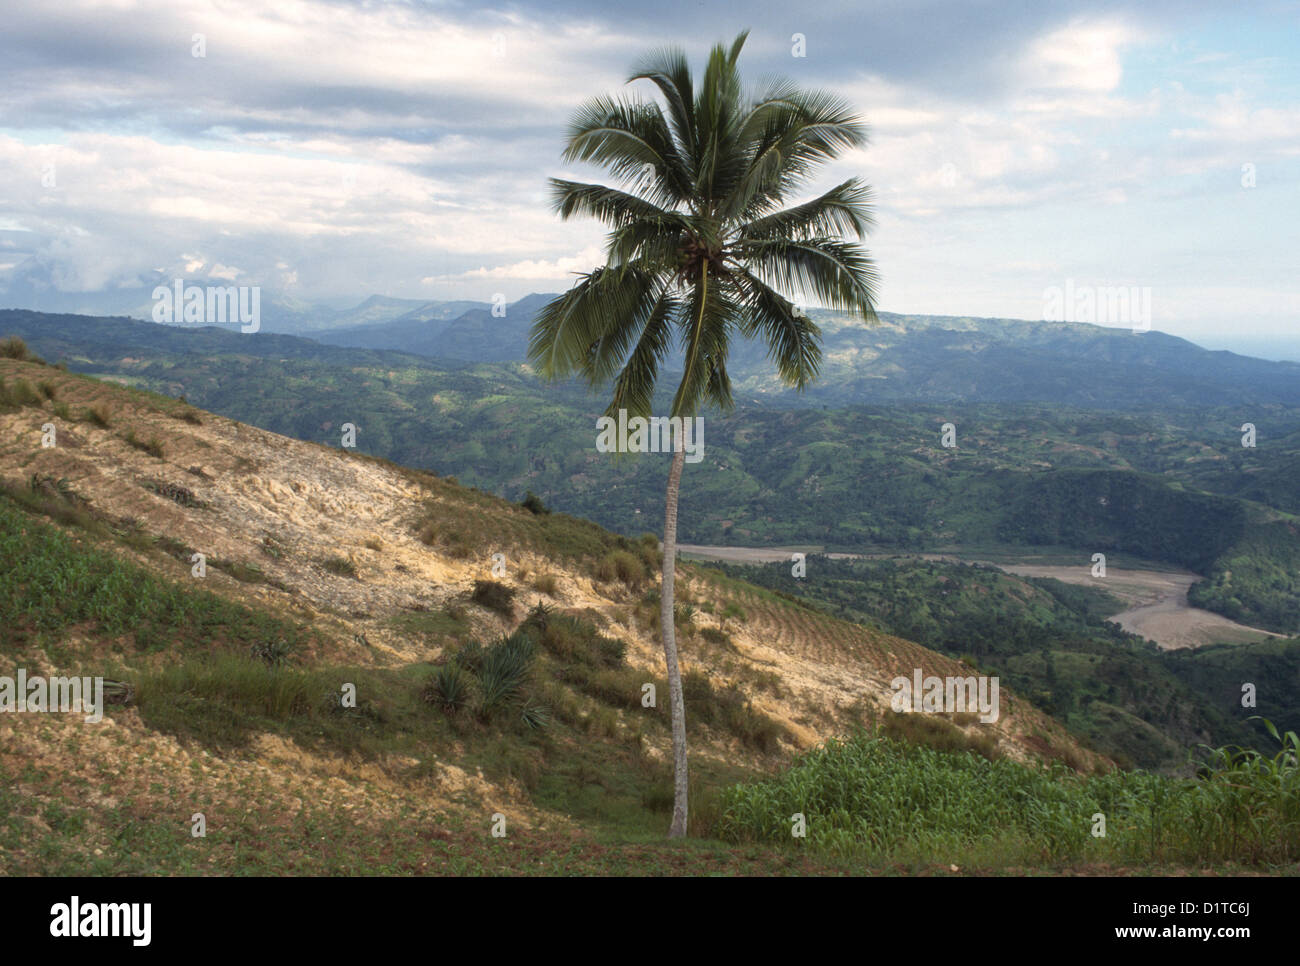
[[528, 29, 879, 838]]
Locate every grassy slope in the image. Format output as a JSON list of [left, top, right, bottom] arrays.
[[5, 354, 1150, 875]]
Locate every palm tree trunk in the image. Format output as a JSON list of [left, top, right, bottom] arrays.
[[660, 443, 689, 838]]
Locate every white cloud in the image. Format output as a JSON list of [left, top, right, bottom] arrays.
[[445, 245, 606, 282]]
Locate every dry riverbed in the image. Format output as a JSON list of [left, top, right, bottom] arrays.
[[678, 545, 1282, 651]]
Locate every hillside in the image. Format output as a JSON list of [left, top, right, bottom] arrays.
[[4, 308, 1298, 639], [703, 554, 1298, 770], [1, 353, 1125, 874]]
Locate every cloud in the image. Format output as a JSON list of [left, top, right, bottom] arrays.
[[449, 245, 605, 282], [0, 0, 1294, 352]]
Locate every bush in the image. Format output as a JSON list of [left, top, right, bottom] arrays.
[[471, 579, 515, 617], [0, 335, 31, 360], [700, 626, 731, 646], [683, 670, 786, 752], [249, 638, 292, 667], [721, 601, 746, 621], [86, 404, 112, 428], [519, 703, 551, 730], [520, 490, 551, 515], [531, 573, 559, 595], [596, 550, 646, 587], [2, 378, 41, 407], [321, 556, 357, 578]]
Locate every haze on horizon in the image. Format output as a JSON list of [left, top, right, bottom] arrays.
[[1, 0, 1296, 360]]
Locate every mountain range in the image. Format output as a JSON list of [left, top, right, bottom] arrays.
[[5, 293, 1300, 410]]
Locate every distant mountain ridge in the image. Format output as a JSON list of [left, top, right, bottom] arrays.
[[300, 295, 1300, 408], [3, 301, 1299, 410]]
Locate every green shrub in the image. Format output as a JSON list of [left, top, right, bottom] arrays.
[[519, 703, 552, 730], [423, 663, 469, 713], [4, 378, 41, 407], [249, 638, 292, 667], [682, 671, 786, 752], [608, 550, 645, 586], [478, 631, 537, 716], [471, 579, 515, 617], [520, 490, 551, 515], [321, 556, 357, 577]]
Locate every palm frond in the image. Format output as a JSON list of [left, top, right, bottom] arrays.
[[738, 178, 874, 242], [549, 178, 686, 230], [562, 96, 692, 205], [736, 236, 879, 320], [732, 269, 824, 389]]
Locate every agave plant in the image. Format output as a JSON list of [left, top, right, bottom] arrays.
[[424, 662, 469, 714], [477, 632, 537, 716]]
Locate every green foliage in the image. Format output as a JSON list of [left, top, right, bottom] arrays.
[[521, 490, 551, 515], [683, 670, 786, 753], [527, 31, 878, 418], [477, 631, 538, 716], [595, 549, 646, 587], [424, 663, 469, 712], [0, 376, 42, 408], [321, 556, 357, 578], [249, 638, 292, 667], [454, 639, 486, 673], [996, 469, 1246, 573], [471, 579, 515, 617], [0, 493, 309, 654], [1188, 521, 1300, 633], [880, 711, 1001, 762], [718, 725, 1300, 865]]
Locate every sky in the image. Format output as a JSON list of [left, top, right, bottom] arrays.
[[0, 0, 1297, 358]]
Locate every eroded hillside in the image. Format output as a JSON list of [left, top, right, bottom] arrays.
[[0, 355, 1109, 873]]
